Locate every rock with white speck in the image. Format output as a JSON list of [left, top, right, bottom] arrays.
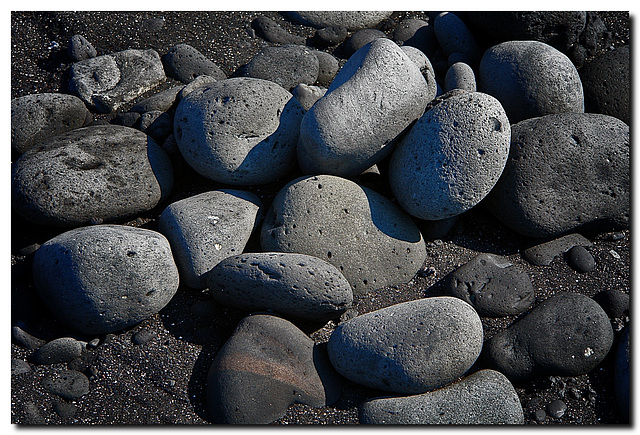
[[43, 370, 89, 401]]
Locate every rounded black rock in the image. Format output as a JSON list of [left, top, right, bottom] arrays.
[[566, 245, 595, 273]]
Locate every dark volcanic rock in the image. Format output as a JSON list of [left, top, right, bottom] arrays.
[[565, 245, 596, 273], [342, 29, 388, 58], [312, 25, 348, 48], [521, 233, 593, 266], [592, 289, 629, 319], [163, 43, 226, 84], [42, 370, 90, 401], [67, 34, 97, 61], [251, 15, 306, 45], [32, 337, 85, 365], [240, 44, 319, 91]]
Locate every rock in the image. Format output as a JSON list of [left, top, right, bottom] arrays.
[[547, 399, 567, 418], [614, 326, 629, 422], [566, 245, 595, 273], [53, 402, 77, 419], [240, 44, 319, 91], [260, 175, 426, 295], [11, 93, 92, 155], [444, 253, 535, 317], [292, 83, 326, 111], [484, 292, 614, 381], [32, 225, 180, 335], [12, 358, 32, 376], [112, 111, 141, 128], [158, 189, 263, 289], [130, 86, 182, 113], [138, 110, 172, 141], [23, 402, 46, 424], [174, 77, 304, 185], [207, 252, 353, 323], [444, 62, 476, 92], [484, 113, 629, 238], [400, 46, 436, 85], [534, 408, 547, 422], [69, 49, 166, 113], [389, 91, 510, 221], [132, 329, 155, 345], [67, 34, 97, 61], [162, 43, 226, 84], [312, 25, 348, 48], [11, 324, 46, 350], [42, 370, 89, 401], [342, 29, 387, 58], [393, 18, 438, 56], [206, 313, 343, 424], [418, 215, 458, 240], [580, 45, 630, 124], [250, 15, 305, 45], [32, 337, 85, 365], [521, 233, 593, 266], [284, 11, 393, 31], [11, 125, 174, 227], [328, 297, 483, 394], [479, 40, 584, 123], [176, 75, 218, 102], [312, 50, 339, 85], [434, 12, 481, 64], [298, 38, 433, 178], [359, 369, 524, 424], [161, 133, 178, 154], [593, 289, 629, 319]]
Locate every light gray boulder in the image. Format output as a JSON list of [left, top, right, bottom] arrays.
[[445, 62, 476, 92], [284, 11, 393, 31], [292, 83, 326, 111]]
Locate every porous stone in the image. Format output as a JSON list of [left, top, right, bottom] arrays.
[[389, 91, 510, 220], [521, 233, 593, 266], [207, 252, 353, 323], [566, 245, 596, 273], [162, 43, 226, 84], [444, 62, 476, 92], [479, 40, 584, 123], [434, 12, 481, 64], [260, 175, 426, 295], [312, 25, 348, 48], [327, 297, 483, 394], [69, 49, 166, 113], [176, 75, 218, 102], [484, 113, 629, 238], [298, 38, 433, 177], [11, 325, 46, 350], [206, 314, 343, 424], [11, 93, 92, 155], [250, 15, 305, 45], [284, 11, 393, 31], [12, 359, 32, 376], [138, 110, 172, 141], [359, 369, 524, 424], [445, 253, 535, 317], [11, 125, 174, 228], [158, 189, 263, 289], [292, 83, 326, 111], [312, 50, 339, 85], [174, 77, 304, 185], [32, 337, 85, 365], [240, 45, 319, 91], [394, 18, 438, 56], [67, 34, 97, 61], [32, 225, 180, 335], [342, 29, 387, 58], [484, 292, 614, 381], [42, 370, 89, 401], [130, 86, 182, 113], [400, 46, 437, 85], [593, 289, 630, 319]]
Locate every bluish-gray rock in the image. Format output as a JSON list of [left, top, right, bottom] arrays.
[[284, 11, 393, 31], [312, 50, 339, 85], [32, 337, 85, 365], [593, 289, 629, 319], [328, 297, 483, 394], [12, 125, 173, 228], [394, 18, 438, 56], [389, 91, 510, 221], [250, 15, 305, 45], [292, 83, 326, 111], [400, 46, 437, 86], [444, 61, 476, 92], [260, 175, 426, 295], [434, 12, 481, 64], [359, 369, 524, 424], [32, 225, 180, 335], [342, 29, 387, 58], [67, 34, 97, 61], [138, 110, 172, 141], [174, 77, 304, 185], [176, 75, 218, 102], [566, 245, 596, 273], [162, 43, 226, 84], [240, 44, 319, 91], [158, 189, 263, 289], [312, 25, 348, 48]]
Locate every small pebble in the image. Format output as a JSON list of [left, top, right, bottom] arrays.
[[566, 245, 595, 273], [313, 25, 348, 47], [607, 232, 625, 241], [11, 358, 32, 376], [32, 337, 85, 365], [547, 399, 567, 418], [67, 34, 97, 61], [132, 329, 155, 345], [534, 409, 547, 422], [42, 369, 90, 401], [53, 401, 77, 419]]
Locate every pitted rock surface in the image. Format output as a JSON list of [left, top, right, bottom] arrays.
[[284, 11, 393, 31]]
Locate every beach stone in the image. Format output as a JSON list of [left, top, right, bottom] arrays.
[[434, 12, 481, 64], [67, 34, 97, 61], [206, 313, 343, 424], [566, 245, 595, 273], [479, 40, 584, 123], [163, 43, 226, 84], [389, 91, 510, 221], [130, 86, 182, 113], [547, 399, 567, 418], [12, 358, 32, 376], [359, 369, 524, 424], [53, 402, 77, 419], [418, 215, 458, 240], [444, 61, 476, 92], [445, 253, 534, 317], [580, 45, 630, 124], [174, 77, 304, 185], [176, 75, 218, 101], [138, 110, 172, 141], [241, 45, 319, 91], [400, 46, 436, 85], [250, 15, 305, 45], [32, 225, 179, 335], [484, 113, 629, 238], [69, 49, 166, 113], [614, 326, 629, 422], [42, 370, 89, 401], [298, 38, 433, 177], [328, 297, 483, 394], [285, 11, 393, 31], [292, 83, 326, 111], [484, 292, 614, 381], [11, 93, 92, 155], [312, 25, 348, 48], [342, 29, 387, 58], [312, 50, 339, 85], [394, 18, 438, 56], [32, 337, 85, 365], [11, 325, 46, 350], [207, 252, 353, 323], [158, 189, 263, 289], [131, 329, 155, 345], [521, 233, 593, 266], [112, 111, 141, 128], [593, 289, 629, 319], [11, 125, 174, 228], [260, 175, 426, 295]]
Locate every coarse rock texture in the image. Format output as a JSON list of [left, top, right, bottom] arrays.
[[393, 18, 437, 56], [162, 43, 226, 84], [359, 369, 524, 424], [174, 77, 305, 185], [158, 189, 263, 289], [67, 34, 97, 61], [260, 175, 426, 295], [434, 12, 481, 65], [240, 44, 319, 91], [298, 38, 433, 177], [327, 297, 483, 394], [521, 233, 593, 266], [389, 91, 510, 221], [292, 83, 326, 111], [31, 337, 85, 365], [284, 11, 393, 31], [484, 113, 629, 238], [130, 86, 182, 113], [342, 28, 388, 57], [444, 61, 476, 92], [206, 314, 343, 424], [32, 225, 180, 335], [251, 15, 306, 45], [11, 125, 174, 228]]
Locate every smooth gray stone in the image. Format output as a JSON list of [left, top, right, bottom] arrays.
[[162, 43, 226, 84], [12, 358, 32, 376], [312, 25, 348, 47], [130, 86, 182, 113], [207, 252, 353, 323], [292, 83, 326, 111], [32, 337, 85, 365], [566, 245, 595, 273], [484, 292, 614, 381], [400, 45, 437, 85], [312, 50, 340, 85], [521, 233, 593, 266], [284, 11, 393, 31], [445, 253, 534, 317], [250, 15, 306, 45], [206, 314, 343, 424], [174, 77, 304, 185], [261, 175, 426, 295], [32, 225, 179, 335], [389, 91, 510, 220], [360, 369, 524, 424], [394, 18, 438, 56], [485, 113, 629, 238], [298, 38, 434, 178], [614, 326, 629, 422], [328, 297, 483, 394], [158, 189, 263, 289], [241, 44, 319, 91], [138, 110, 172, 141], [176, 75, 218, 102], [42, 370, 89, 401], [444, 61, 476, 92], [67, 34, 97, 61], [343, 29, 387, 57], [69, 49, 166, 113], [11, 93, 91, 155], [434, 12, 481, 64], [479, 40, 584, 123], [11, 125, 173, 228]]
